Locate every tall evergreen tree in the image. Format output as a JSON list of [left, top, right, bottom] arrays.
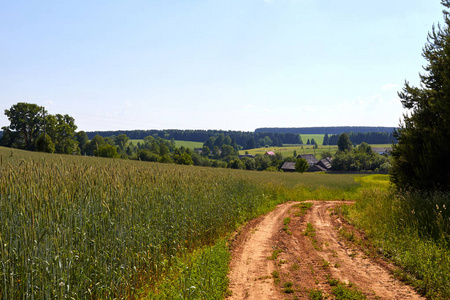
[[323, 133, 329, 145], [391, 1, 450, 190]]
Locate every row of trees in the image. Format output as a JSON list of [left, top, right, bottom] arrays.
[[85, 129, 303, 149], [81, 132, 296, 171], [323, 131, 397, 145], [0, 103, 78, 154], [0, 103, 394, 174]]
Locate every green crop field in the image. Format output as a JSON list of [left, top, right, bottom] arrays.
[[173, 140, 204, 149], [129, 139, 203, 149], [241, 143, 392, 159], [240, 145, 339, 158], [2, 146, 447, 299], [0, 146, 369, 298], [300, 134, 325, 145]]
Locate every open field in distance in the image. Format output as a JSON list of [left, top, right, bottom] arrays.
[[128, 139, 204, 149]]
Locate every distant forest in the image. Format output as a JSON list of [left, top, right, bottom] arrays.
[[85, 127, 397, 148], [0, 127, 397, 149], [327, 132, 397, 145], [255, 126, 397, 135], [86, 130, 303, 150]]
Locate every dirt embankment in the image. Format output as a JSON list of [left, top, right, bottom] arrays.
[[227, 201, 424, 300]]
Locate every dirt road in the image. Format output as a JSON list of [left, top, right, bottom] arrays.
[[227, 201, 424, 300]]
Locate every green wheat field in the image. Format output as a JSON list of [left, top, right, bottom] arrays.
[[1, 146, 449, 299]]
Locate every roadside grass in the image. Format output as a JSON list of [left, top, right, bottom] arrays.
[[344, 188, 450, 299], [354, 174, 391, 190], [143, 239, 230, 299]]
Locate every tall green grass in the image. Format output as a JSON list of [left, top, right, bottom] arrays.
[[142, 239, 230, 299], [0, 147, 289, 298], [346, 188, 450, 299], [0, 147, 373, 298]]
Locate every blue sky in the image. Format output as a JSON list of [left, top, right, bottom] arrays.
[[0, 0, 444, 132]]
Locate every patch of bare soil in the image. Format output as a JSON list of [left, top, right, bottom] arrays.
[[227, 201, 424, 300]]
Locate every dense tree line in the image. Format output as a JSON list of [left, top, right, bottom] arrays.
[[78, 132, 294, 171], [0, 103, 298, 171], [326, 131, 397, 145], [1, 103, 78, 154], [86, 129, 302, 149], [331, 141, 391, 172], [0, 103, 393, 174], [256, 126, 397, 135]]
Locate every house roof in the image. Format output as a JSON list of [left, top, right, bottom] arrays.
[[296, 154, 319, 166], [281, 162, 296, 171], [265, 151, 276, 156], [372, 147, 392, 155], [308, 164, 327, 172], [317, 157, 332, 170]]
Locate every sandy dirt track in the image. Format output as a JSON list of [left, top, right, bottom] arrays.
[[227, 201, 424, 300]]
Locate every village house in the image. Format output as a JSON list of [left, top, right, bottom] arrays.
[[282, 155, 333, 172], [281, 161, 296, 172], [296, 154, 319, 167]]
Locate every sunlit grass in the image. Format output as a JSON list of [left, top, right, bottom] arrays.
[[0, 147, 287, 298], [345, 188, 450, 299], [0, 146, 419, 299]]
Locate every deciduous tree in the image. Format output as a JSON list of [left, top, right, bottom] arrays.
[[295, 158, 309, 173], [75, 131, 89, 154], [2, 103, 44, 150], [337, 133, 352, 152]]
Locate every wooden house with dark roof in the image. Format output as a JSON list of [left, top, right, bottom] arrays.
[[308, 164, 327, 172], [317, 157, 332, 170], [281, 162, 296, 172], [292, 155, 333, 172], [296, 154, 319, 167]]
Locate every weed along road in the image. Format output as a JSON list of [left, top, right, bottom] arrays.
[[227, 201, 424, 300]]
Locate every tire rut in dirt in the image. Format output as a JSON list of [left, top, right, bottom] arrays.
[[228, 201, 424, 300]]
